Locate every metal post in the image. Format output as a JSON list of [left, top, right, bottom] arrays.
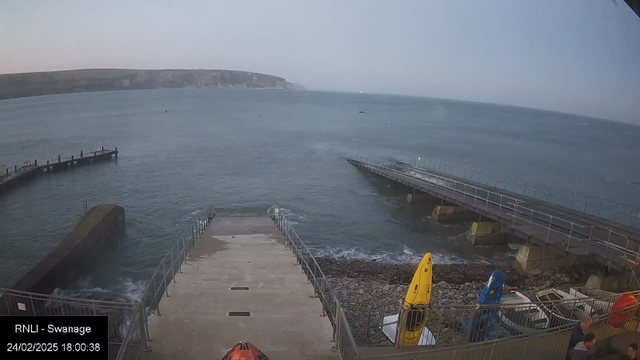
[[34, 159, 37, 166], [183, 235, 188, 264], [163, 261, 169, 297], [547, 216, 553, 244], [58, 154, 61, 163], [170, 250, 176, 283], [598, 198, 603, 216], [520, 339, 530, 360], [463, 184, 466, 204], [485, 191, 489, 211], [605, 230, 612, 259], [153, 276, 160, 316], [586, 226, 594, 255], [81, 151, 83, 158], [567, 223, 574, 250]]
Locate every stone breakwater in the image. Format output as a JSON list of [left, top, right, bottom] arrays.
[[317, 258, 595, 345]]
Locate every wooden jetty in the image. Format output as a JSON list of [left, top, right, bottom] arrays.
[[0, 147, 118, 194]]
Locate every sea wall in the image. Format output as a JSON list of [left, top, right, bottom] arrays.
[[10, 204, 125, 294]]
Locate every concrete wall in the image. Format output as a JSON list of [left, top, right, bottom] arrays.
[[10, 204, 125, 294]]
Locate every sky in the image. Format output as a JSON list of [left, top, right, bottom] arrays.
[[1, 0, 640, 124]]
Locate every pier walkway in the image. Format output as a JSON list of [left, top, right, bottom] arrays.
[[349, 156, 640, 272], [143, 215, 337, 360], [0, 147, 118, 194]]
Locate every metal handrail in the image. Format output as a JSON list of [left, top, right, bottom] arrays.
[[269, 207, 359, 360], [362, 309, 635, 360], [0, 287, 147, 360], [363, 290, 639, 353], [141, 204, 215, 319], [407, 155, 640, 230], [354, 156, 640, 266]]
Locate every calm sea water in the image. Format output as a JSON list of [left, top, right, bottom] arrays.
[[1, 89, 639, 300]]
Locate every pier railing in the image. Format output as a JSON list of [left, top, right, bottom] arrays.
[[362, 312, 635, 360], [406, 156, 640, 230], [140, 204, 215, 319], [269, 207, 359, 360], [354, 156, 640, 272], [361, 289, 640, 350], [0, 287, 148, 360]]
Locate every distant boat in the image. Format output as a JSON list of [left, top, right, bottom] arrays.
[[499, 290, 549, 334], [360, 91, 363, 94], [535, 288, 593, 327]]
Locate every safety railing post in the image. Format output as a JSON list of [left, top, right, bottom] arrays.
[[170, 250, 176, 283], [474, 187, 478, 208], [567, 223, 574, 251], [463, 184, 466, 204], [520, 338, 530, 360], [585, 226, 594, 256], [153, 276, 160, 316], [183, 235, 188, 264], [163, 260, 169, 297]]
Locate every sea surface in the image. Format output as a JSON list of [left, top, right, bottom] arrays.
[[1, 89, 639, 301]]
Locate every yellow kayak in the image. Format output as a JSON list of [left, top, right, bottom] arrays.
[[399, 252, 432, 346]]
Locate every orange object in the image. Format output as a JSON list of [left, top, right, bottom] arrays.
[[609, 294, 638, 327], [221, 341, 271, 360]]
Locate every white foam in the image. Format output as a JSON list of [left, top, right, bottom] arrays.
[[180, 209, 202, 222], [313, 246, 463, 264], [52, 277, 146, 303]]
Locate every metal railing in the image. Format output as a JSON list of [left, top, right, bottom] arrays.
[[0, 204, 215, 360], [362, 314, 635, 360], [269, 207, 359, 360], [141, 204, 215, 319], [354, 155, 640, 271], [0, 287, 148, 359], [363, 289, 640, 350], [407, 156, 640, 230]]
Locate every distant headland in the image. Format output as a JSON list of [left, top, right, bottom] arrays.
[[0, 68, 306, 100]]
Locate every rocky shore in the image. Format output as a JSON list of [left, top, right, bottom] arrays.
[[317, 257, 595, 345]]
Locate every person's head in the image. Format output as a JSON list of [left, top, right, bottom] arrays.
[[627, 343, 638, 358], [580, 317, 593, 330], [583, 333, 596, 349]]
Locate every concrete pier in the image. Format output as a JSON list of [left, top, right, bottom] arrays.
[[467, 221, 509, 245], [513, 244, 577, 274], [431, 205, 477, 223], [144, 215, 337, 360]]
